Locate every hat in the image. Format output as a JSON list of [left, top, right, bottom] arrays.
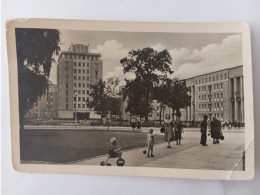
[[110, 137, 117, 143]]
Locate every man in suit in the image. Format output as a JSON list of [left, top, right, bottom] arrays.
[[200, 115, 208, 146]]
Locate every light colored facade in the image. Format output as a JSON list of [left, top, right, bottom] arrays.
[[181, 65, 244, 123], [120, 66, 244, 123], [24, 85, 58, 120], [57, 43, 103, 119]]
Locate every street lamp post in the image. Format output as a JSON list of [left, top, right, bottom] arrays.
[[74, 90, 78, 128]]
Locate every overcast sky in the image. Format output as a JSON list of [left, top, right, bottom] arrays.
[[49, 30, 242, 86]]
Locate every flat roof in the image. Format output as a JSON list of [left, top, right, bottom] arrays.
[[184, 65, 243, 80]]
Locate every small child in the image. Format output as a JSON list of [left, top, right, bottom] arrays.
[[147, 129, 155, 158], [108, 137, 122, 159]]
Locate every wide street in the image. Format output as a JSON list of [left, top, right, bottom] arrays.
[[22, 126, 245, 170]]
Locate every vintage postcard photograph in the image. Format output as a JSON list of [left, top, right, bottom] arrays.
[[6, 19, 254, 180]]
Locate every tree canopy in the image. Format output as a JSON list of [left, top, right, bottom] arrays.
[[87, 77, 121, 122], [15, 28, 61, 129], [120, 47, 173, 122]]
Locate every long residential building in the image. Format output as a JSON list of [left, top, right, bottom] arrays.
[[121, 65, 244, 123], [180, 65, 244, 123]]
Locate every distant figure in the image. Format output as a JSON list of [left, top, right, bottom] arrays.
[[146, 129, 155, 158], [237, 122, 241, 129], [137, 120, 142, 131], [164, 114, 174, 148], [131, 120, 136, 131], [234, 121, 237, 129], [175, 118, 184, 145], [108, 137, 122, 159], [200, 115, 208, 146]]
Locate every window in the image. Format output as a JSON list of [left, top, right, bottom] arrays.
[[78, 104, 81, 108], [83, 56, 85, 60], [83, 62, 85, 67], [221, 83, 223, 89], [82, 97, 85, 101], [66, 91, 68, 96], [74, 97, 76, 101], [78, 62, 81, 67], [83, 76, 85, 81], [87, 97, 89, 102], [91, 56, 94, 60], [87, 90, 89, 94], [74, 69, 77, 73], [83, 83, 85, 87], [87, 69, 89, 74], [78, 83, 81, 87], [66, 83, 68, 89], [78, 90, 81, 94], [199, 87, 200, 92], [95, 70, 98, 76], [78, 97, 81, 101], [83, 69, 85, 74], [87, 63, 90, 67], [66, 105, 68, 110], [74, 62, 77, 66], [74, 76, 77, 80], [66, 97, 68, 103], [78, 76, 81, 80], [87, 76, 89, 81], [78, 69, 81, 74], [82, 104, 85, 108]]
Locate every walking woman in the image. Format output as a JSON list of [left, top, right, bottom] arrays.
[[164, 114, 174, 148], [175, 118, 184, 145]]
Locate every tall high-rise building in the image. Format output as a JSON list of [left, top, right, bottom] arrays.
[[57, 43, 103, 119]]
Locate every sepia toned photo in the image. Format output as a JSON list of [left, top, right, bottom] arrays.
[[6, 19, 254, 180]]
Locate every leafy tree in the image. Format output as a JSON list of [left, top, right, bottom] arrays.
[[153, 78, 172, 123], [164, 79, 191, 119], [120, 47, 173, 122], [15, 28, 61, 130], [87, 77, 121, 123], [122, 78, 153, 121]]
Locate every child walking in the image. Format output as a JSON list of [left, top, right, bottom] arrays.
[[147, 129, 155, 158]]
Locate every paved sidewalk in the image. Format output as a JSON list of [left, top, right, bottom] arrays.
[[74, 131, 244, 171], [24, 125, 244, 133]]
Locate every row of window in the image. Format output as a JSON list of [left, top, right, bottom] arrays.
[[199, 102, 224, 109], [74, 69, 90, 74], [199, 83, 223, 92], [63, 54, 99, 61], [74, 104, 88, 109], [73, 83, 90, 88], [199, 93, 223, 100], [73, 76, 90, 81], [196, 73, 227, 85], [198, 113, 224, 120], [74, 96, 89, 102]]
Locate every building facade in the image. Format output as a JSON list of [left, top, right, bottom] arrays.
[[181, 65, 244, 123], [57, 43, 103, 119], [24, 85, 58, 120], [120, 66, 244, 124]]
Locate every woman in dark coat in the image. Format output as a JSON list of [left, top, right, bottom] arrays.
[[210, 118, 222, 144], [200, 115, 208, 146], [175, 118, 184, 145]]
